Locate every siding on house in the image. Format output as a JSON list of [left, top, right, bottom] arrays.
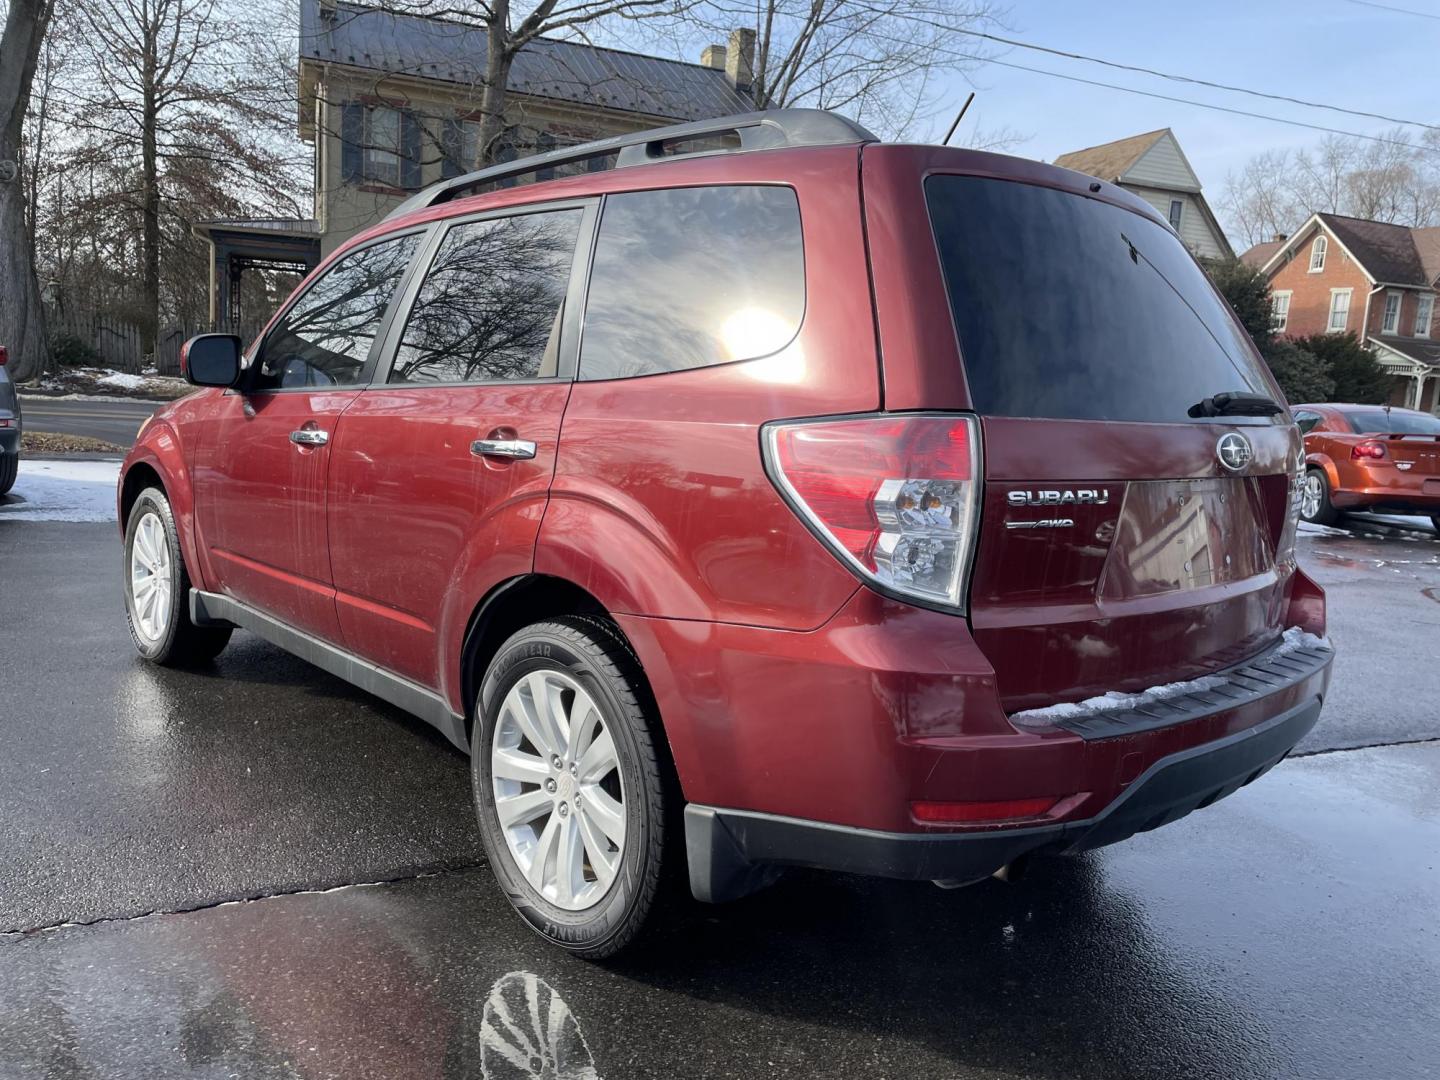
[[1124, 136, 1200, 192], [1130, 188, 1226, 259]]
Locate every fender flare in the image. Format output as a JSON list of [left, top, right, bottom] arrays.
[[121, 421, 211, 591], [1304, 452, 1340, 493]]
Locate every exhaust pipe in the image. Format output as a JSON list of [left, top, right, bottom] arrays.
[[932, 856, 1029, 890]]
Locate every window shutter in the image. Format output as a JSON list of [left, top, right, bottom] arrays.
[[340, 103, 363, 184], [401, 111, 423, 190], [441, 117, 463, 180]]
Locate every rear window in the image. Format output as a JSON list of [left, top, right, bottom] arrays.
[[926, 176, 1275, 423], [1341, 410, 1440, 435]]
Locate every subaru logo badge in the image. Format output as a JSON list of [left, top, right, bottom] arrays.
[[1216, 432, 1253, 472]]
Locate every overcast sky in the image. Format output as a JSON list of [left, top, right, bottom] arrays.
[[922, 0, 1437, 239]]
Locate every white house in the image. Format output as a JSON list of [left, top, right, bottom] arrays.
[[1054, 129, 1233, 260]]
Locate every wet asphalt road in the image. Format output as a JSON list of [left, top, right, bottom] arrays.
[[17, 396, 160, 446], [1, 516, 1438, 1079]]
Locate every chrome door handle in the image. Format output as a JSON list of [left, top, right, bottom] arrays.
[[471, 438, 536, 460], [290, 429, 329, 446]]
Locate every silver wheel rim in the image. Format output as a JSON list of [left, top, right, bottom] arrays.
[[129, 511, 173, 643], [1301, 474, 1323, 520], [491, 669, 626, 911]]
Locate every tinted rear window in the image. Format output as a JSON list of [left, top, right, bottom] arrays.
[[1341, 410, 1440, 435], [926, 176, 1274, 423]]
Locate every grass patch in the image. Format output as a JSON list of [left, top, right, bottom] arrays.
[[21, 431, 125, 455]]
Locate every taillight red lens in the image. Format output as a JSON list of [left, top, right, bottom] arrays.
[[912, 797, 1060, 824], [763, 414, 981, 611], [1352, 440, 1387, 460], [0, 346, 8, 366]]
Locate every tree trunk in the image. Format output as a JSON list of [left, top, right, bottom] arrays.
[[140, 29, 160, 356], [0, 0, 53, 382], [477, 4, 514, 167]]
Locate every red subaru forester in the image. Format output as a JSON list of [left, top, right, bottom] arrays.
[[118, 109, 1333, 957]]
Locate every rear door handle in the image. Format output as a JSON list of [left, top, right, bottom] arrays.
[[290, 429, 329, 446], [471, 438, 536, 460]]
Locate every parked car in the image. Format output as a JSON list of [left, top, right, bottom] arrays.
[[0, 345, 20, 496], [1293, 404, 1440, 532], [117, 109, 1334, 957]]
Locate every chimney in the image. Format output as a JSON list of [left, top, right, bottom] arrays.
[[1273, 232, 1288, 243], [700, 44, 726, 70], [725, 28, 755, 91]]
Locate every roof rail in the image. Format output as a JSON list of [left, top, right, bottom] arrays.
[[383, 108, 877, 222]]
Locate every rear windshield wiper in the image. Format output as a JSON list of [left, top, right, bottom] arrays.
[[1188, 391, 1284, 418]]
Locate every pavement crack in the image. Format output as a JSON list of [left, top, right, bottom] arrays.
[[1292, 735, 1440, 759], [0, 861, 484, 942]]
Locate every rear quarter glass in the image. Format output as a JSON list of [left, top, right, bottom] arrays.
[[925, 175, 1279, 423]]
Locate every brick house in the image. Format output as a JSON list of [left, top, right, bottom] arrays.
[[1241, 213, 1440, 413], [1054, 129, 1233, 259], [193, 0, 753, 328]]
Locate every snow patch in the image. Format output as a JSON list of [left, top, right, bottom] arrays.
[[1011, 626, 1332, 729], [0, 459, 121, 522], [96, 369, 146, 390]]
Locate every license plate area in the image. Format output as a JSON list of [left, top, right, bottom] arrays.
[[1099, 478, 1273, 599]]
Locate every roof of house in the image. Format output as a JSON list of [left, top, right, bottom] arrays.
[[1368, 335, 1440, 368], [1053, 129, 1169, 181], [299, 0, 751, 122], [1240, 239, 1284, 268], [1319, 213, 1430, 286], [1412, 226, 1440, 284]]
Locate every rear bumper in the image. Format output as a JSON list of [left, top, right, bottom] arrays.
[[687, 692, 1324, 901], [1330, 477, 1440, 513]]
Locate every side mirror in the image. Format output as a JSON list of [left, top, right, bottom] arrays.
[[181, 334, 242, 388]]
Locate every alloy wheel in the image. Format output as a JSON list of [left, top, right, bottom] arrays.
[[491, 669, 626, 911], [1300, 473, 1323, 521], [129, 511, 173, 642]]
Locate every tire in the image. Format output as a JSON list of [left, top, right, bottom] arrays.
[[0, 452, 16, 497], [472, 615, 675, 959], [123, 486, 232, 666], [1299, 468, 1340, 526]]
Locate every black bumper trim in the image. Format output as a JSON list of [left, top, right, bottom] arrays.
[[1017, 638, 1333, 740], [685, 692, 1325, 903]]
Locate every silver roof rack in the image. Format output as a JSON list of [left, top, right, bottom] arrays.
[[383, 108, 877, 222]]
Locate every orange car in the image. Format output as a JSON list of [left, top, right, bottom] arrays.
[[1292, 404, 1440, 532]]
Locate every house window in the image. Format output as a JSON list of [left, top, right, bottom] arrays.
[[1168, 199, 1183, 231], [1416, 294, 1434, 338], [1327, 288, 1351, 332], [1309, 235, 1327, 272], [1382, 292, 1402, 334], [1270, 291, 1292, 333], [364, 107, 402, 187]]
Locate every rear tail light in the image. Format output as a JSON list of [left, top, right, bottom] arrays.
[[1352, 440, 1387, 460], [0, 346, 8, 366], [762, 413, 982, 612]]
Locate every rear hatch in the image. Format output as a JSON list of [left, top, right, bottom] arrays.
[[919, 170, 1300, 712]]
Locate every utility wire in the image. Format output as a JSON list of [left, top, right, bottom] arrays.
[[974, 55, 1438, 154], [857, 26, 1440, 156], [1345, 0, 1440, 20], [868, 8, 1440, 134]]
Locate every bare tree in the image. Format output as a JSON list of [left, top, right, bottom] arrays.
[[1, 0, 56, 381], [1221, 128, 1440, 248], [49, 0, 304, 348], [668, 0, 1002, 137]]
